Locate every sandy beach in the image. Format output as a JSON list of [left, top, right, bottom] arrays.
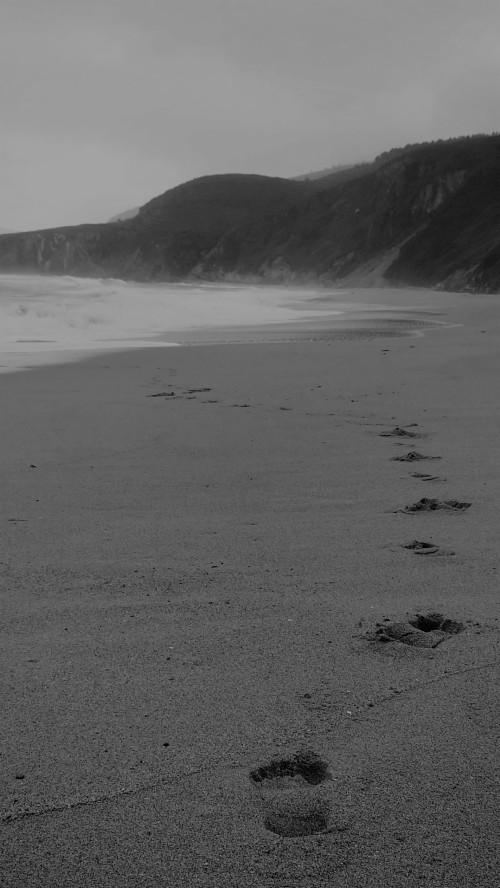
[[1, 287, 500, 886]]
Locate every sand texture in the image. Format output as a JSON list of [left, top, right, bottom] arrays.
[[1, 288, 500, 886]]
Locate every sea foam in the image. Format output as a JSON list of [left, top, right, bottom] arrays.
[[0, 274, 344, 373]]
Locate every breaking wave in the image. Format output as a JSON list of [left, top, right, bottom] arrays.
[[0, 273, 345, 372], [0, 274, 346, 342]]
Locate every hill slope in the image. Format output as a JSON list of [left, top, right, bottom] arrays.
[[0, 174, 311, 280], [0, 136, 499, 292], [108, 207, 140, 223], [197, 135, 500, 292]]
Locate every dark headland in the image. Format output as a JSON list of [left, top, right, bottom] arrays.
[[1, 133, 500, 293]]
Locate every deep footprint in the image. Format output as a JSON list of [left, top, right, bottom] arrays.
[[402, 540, 455, 556], [250, 750, 331, 786], [392, 451, 441, 462], [374, 611, 464, 647], [402, 498, 471, 513], [250, 750, 333, 837]]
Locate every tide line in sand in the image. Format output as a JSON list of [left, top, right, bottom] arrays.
[[0, 339, 180, 374]]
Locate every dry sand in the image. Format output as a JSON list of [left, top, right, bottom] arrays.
[[1, 288, 499, 886]]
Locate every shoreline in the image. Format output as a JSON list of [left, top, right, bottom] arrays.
[[0, 283, 458, 375], [1, 289, 500, 886]]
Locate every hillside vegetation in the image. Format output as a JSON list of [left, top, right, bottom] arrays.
[[0, 174, 311, 280], [198, 134, 500, 292], [0, 135, 499, 292]]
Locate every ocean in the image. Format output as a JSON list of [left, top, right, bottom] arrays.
[[0, 274, 347, 373]]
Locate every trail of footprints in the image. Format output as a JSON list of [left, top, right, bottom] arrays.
[[249, 418, 475, 839], [374, 419, 469, 648], [149, 379, 475, 839], [380, 423, 471, 525]]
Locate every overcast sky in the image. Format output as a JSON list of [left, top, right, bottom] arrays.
[[1, 0, 499, 231]]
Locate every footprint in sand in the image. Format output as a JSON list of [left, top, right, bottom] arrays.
[[373, 612, 464, 648], [249, 750, 333, 837], [380, 426, 422, 438], [402, 540, 455, 556], [147, 388, 213, 400], [400, 498, 471, 513], [392, 451, 441, 462]]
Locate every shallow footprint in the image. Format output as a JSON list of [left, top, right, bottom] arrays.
[[249, 749, 333, 837], [402, 540, 455, 556], [392, 451, 441, 462], [399, 498, 471, 513], [380, 426, 422, 438]]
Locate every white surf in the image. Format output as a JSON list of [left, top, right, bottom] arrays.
[[0, 274, 345, 373]]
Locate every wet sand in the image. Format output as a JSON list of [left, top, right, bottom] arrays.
[[1, 288, 500, 886]]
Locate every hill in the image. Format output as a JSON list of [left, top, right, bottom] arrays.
[[0, 175, 311, 280], [292, 163, 356, 181], [0, 136, 499, 292], [196, 135, 500, 292], [108, 207, 140, 223]]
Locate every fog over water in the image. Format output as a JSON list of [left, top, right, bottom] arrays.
[[0, 274, 346, 373]]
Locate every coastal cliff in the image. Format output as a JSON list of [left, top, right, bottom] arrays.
[[0, 175, 311, 281], [1, 135, 499, 292], [197, 136, 500, 292]]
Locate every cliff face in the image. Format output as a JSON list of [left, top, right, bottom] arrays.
[[1, 136, 499, 293], [0, 224, 128, 276], [385, 165, 500, 291], [198, 137, 500, 292]]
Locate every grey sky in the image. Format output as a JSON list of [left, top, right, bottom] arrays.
[[1, 0, 499, 231]]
